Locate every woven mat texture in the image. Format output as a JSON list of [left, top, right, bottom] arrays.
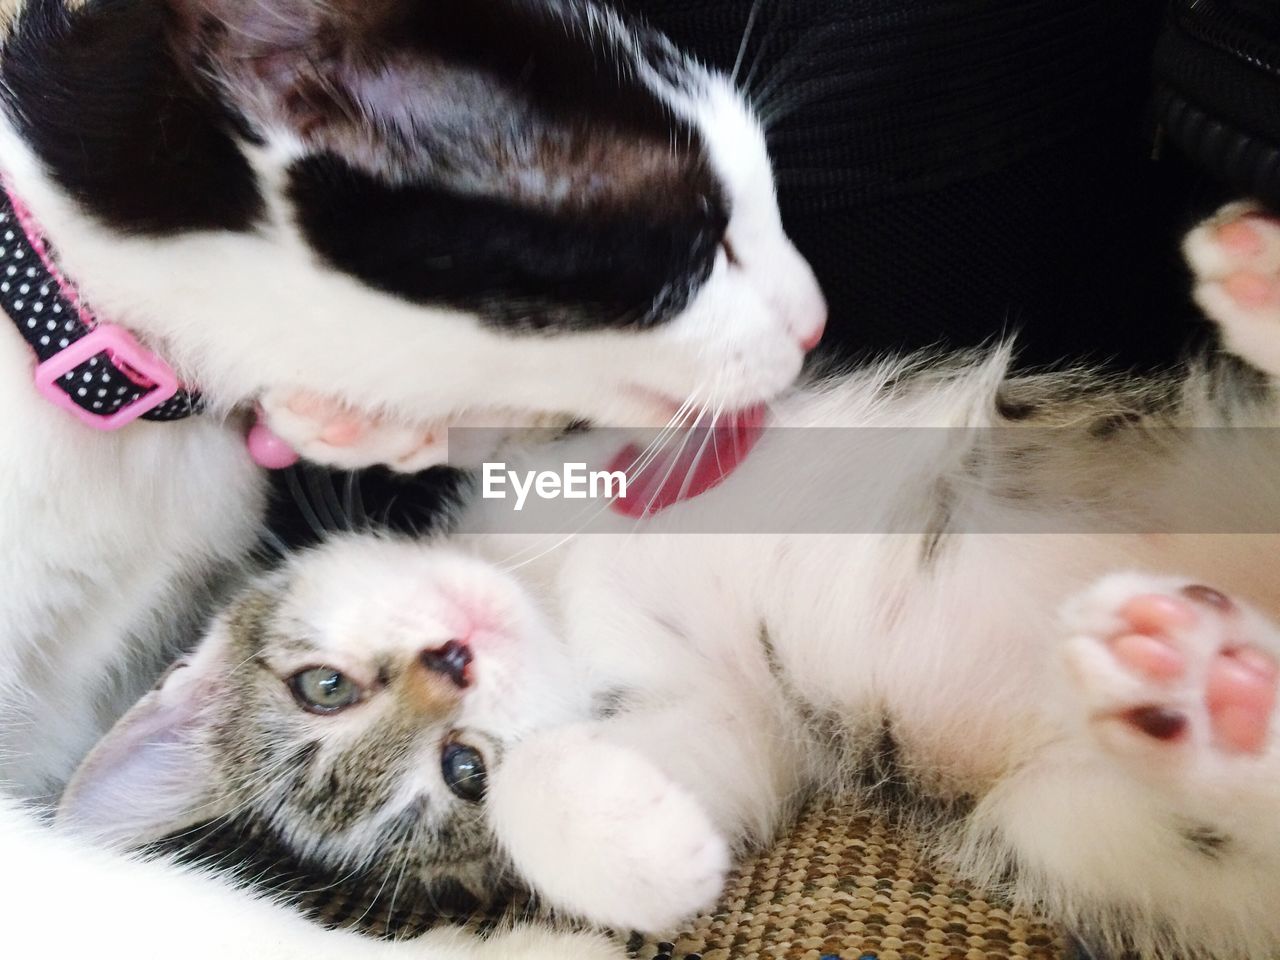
[[626, 797, 1065, 960]]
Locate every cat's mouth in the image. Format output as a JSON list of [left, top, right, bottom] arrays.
[[607, 403, 768, 518]]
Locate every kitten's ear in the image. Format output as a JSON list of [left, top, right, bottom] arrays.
[[163, 0, 412, 140], [57, 635, 233, 849]]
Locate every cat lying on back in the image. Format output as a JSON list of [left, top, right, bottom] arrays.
[[0, 1, 821, 958], [63, 204, 1280, 959]]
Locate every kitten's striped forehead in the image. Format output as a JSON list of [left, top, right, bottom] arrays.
[[205, 540, 562, 895], [214, 576, 503, 886]]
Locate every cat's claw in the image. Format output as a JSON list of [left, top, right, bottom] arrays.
[[258, 389, 447, 473], [1185, 202, 1280, 377], [1063, 574, 1279, 760], [488, 725, 730, 934]]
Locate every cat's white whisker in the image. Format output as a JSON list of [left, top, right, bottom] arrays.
[[740, 0, 791, 100], [491, 389, 709, 572], [730, 0, 769, 86]]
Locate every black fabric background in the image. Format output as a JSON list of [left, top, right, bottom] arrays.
[[626, 0, 1230, 368], [268, 0, 1247, 547]]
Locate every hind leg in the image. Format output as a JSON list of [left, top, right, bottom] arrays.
[[966, 572, 1280, 958], [1062, 572, 1278, 762], [1184, 202, 1280, 377]]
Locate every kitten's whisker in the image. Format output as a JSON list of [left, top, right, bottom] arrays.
[[324, 468, 353, 533], [255, 529, 291, 564], [344, 471, 369, 531], [285, 468, 329, 543], [383, 846, 413, 926], [309, 466, 343, 534]]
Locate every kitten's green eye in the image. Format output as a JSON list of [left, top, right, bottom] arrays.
[[288, 667, 362, 714], [441, 742, 487, 803]]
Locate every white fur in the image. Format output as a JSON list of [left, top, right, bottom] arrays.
[[52, 210, 1280, 952], [441, 216, 1280, 954], [178, 330, 1280, 951], [468, 458, 1280, 953]]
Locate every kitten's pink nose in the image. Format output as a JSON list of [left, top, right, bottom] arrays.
[[420, 640, 473, 690]]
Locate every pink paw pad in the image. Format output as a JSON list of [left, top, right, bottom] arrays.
[[1207, 648, 1278, 754], [1217, 219, 1265, 257], [1109, 585, 1277, 755], [1223, 271, 1280, 309], [287, 391, 379, 449], [318, 414, 369, 447], [1110, 631, 1186, 683]]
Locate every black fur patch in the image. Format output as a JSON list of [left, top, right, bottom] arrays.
[[850, 717, 910, 805], [920, 480, 955, 569], [4, 0, 726, 329], [182, 0, 727, 330], [1180, 821, 1231, 860], [172, 0, 703, 155], [994, 388, 1040, 422], [289, 154, 723, 332], [1087, 410, 1146, 440], [362, 1, 688, 144], [591, 687, 634, 720], [1, 0, 263, 235], [286, 740, 322, 793], [156, 814, 519, 935]]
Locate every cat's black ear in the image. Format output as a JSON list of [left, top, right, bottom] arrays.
[[163, 0, 425, 141], [57, 641, 232, 848]]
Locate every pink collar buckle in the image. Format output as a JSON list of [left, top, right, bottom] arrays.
[[34, 323, 180, 430]]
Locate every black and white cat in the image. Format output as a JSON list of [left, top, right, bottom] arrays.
[[0, 1, 822, 957], [63, 204, 1280, 959]]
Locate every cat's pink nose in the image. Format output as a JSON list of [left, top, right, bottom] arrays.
[[420, 640, 473, 690], [799, 315, 826, 352], [775, 261, 827, 353]]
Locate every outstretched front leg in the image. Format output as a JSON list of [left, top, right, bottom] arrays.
[[254, 389, 572, 471], [255, 389, 453, 472], [486, 680, 804, 935], [486, 721, 732, 934]]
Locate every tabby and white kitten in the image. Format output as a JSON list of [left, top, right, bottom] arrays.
[[64, 205, 1280, 959], [0, 1, 820, 958]]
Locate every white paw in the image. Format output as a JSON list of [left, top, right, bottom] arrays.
[[1062, 573, 1279, 765], [487, 725, 730, 933], [1184, 201, 1280, 377], [259, 388, 447, 473]]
